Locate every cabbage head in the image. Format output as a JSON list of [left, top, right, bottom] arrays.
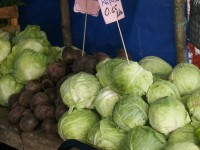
[[96, 58, 125, 87], [187, 89, 200, 121], [94, 87, 120, 118], [164, 142, 199, 150], [87, 118, 125, 150], [60, 72, 101, 109], [113, 95, 149, 131], [146, 80, 180, 104], [0, 75, 23, 106], [139, 56, 172, 80], [12, 25, 50, 48], [0, 39, 11, 63], [169, 63, 200, 96], [110, 61, 153, 96], [168, 124, 199, 145], [58, 109, 99, 142], [149, 96, 191, 135], [121, 126, 167, 150], [13, 49, 52, 83]]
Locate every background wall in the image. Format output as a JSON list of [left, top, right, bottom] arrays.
[[19, 0, 177, 66]]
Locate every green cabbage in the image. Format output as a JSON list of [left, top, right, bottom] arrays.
[[168, 124, 199, 145], [169, 63, 200, 96], [121, 126, 167, 150], [110, 61, 153, 96], [60, 72, 101, 109], [13, 49, 52, 83], [146, 80, 181, 104], [164, 142, 199, 150], [58, 109, 99, 142], [0, 75, 23, 106], [139, 56, 172, 80], [0, 39, 11, 63], [87, 118, 125, 150], [187, 89, 200, 121], [149, 96, 191, 135], [96, 58, 125, 87], [94, 87, 120, 118], [113, 95, 149, 131]]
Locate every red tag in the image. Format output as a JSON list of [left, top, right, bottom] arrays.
[[74, 0, 100, 17], [98, 0, 125, 24]]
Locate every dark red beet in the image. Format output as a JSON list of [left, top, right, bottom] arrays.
[[30, 92, 49, 110], [18, 90, 35, 108], [44, 88, 57, 104], [41, 78, 54, 91], [8, 93, 20, 110], [8, 106, 25, 124], [62, 46, 82, 64], [34, 104, 56, 120], [19, 114, 39, 132], [41, 119, 57, 133], [25, 80, 42, 92]]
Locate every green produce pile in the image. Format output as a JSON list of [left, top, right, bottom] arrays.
[[58, 57, 200, 150], [2, 26, 200, 150]]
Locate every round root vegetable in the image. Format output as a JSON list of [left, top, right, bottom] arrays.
[[117, 48, 132, 60], [46, 61, 66, 83], [41, 78, 54, 90], [44, 88, 57, 104], [18, 90, 34, 108], [72, 55, 88, 73], [62, 46, 81, 64], [56, 104, 68, 121], [94, 52, 110, 62], [34, 104, 56, 120], [19, 114, 39, 132], [84, 58, 98, 74], [54, 96, 65, 107], [8, 106, 25, 124], [25, 80, 42, 92], [8, 93, 20, 110], [41, 119, 57, 133], [30, 92, 49, 110]]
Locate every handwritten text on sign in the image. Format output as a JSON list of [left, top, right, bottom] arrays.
[[74, 0, 100, 17], [98, 0, 125, 24]]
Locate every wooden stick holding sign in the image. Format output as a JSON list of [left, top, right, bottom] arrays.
[[98, 0, 129, 64], [74, 0, 100, 55]]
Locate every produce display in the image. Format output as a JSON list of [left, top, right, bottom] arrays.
[[1, 26, 200, 150]]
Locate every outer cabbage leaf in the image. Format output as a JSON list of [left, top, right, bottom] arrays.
[[113, 95, 149, 131], [87, 118, 125, 150], [169, 63, 200, 96], [149, 96, 191, 135], [58, 109, 99, 142], [121, 126, 167, 150]]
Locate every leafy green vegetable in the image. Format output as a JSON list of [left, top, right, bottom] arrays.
[[110, 61, 153, 96], [13, 49, 52, 83], [0, 74, 23, 106], [164, 142, 199, 150], [121, 126, 167, 150], [168, 124, 200, 145], [58, 109, 99, 142], [94, 87, 120, 118], [146, 79, 180, 104], [87, 118, 125, 150], [169, 63, 200, 96], [0, 39, 11, 63], [149, 96, 191, 135], [60, 72, 101, 109], [113, 95, 149, 131], [139, 56, 172, 80], [96, 58, 125, 87]]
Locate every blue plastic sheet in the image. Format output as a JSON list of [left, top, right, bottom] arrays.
[[19, 0, 177, 66]]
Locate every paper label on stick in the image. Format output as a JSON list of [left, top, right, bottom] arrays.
[[98, 0, 125, 24], [74, 0, 100, 17]]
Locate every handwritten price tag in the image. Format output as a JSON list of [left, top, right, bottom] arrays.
[[74, 0, 100, 17], [98, 0, 125, 24]]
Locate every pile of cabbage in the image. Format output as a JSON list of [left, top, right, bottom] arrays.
[[0, 26, 61, 106], [58, 56, 200, 150]]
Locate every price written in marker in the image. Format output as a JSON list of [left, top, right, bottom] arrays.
[[98, 0, 125, 24]]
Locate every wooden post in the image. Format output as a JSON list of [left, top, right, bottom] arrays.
[[174, 0, 187, 64], [60, 0, 72, 46]]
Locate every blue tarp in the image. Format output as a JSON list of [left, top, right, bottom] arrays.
[[19, 0, 177, 66]]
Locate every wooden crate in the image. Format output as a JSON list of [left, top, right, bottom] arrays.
[[0, 6, 20, 32]]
